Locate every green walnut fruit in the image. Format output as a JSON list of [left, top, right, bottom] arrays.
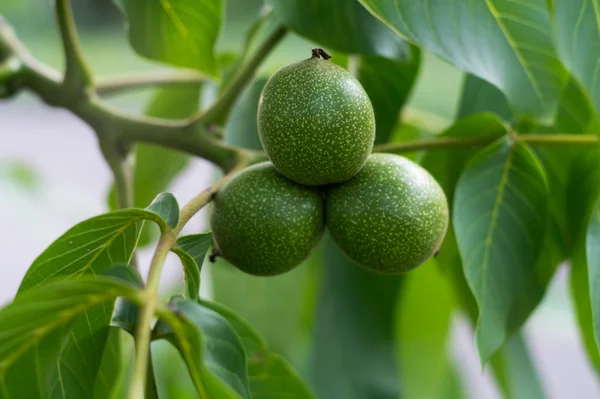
[[257, 53, 375, 186], [210, 162, 325, 276], [326, 153, 449, 274]]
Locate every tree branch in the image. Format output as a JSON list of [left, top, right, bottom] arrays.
[[128, 162, 247, 399], [55, 0, 93, 92], [0, 18, 256, 173], [96, 70, 206, 96], [194, 25, 288, 126]]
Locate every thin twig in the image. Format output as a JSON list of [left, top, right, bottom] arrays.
[[194, 25, 288, 125], [55, 0, 93, 91], [96, 71, 206, 96]]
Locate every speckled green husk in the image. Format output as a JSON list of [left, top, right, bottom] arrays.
[[326, 154, 449, 274], [257, 57, 375, 186], [210, 162, 325, 276]]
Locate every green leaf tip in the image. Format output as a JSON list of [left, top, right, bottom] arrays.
[[147, 192, 180, 230]]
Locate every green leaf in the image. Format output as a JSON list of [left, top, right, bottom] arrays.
[[420, 113, 508, 199], [210, 258, 315, 367], [569, 147, 600, 375], [201, 300, 315, 398], [110, 266, 144, 337], [267, 0, 410, 59], [431, 220, 545, 399], [571, 245, 600, 374], [558, 82, 600, 376], [358, 0, 568, 121], [111, 299, 139, 337], [172, 233, 213, 299], [396, 260, 458, 399], [199, 300, 267, 357], [153, 341, 197, 399], [225, 77, 267, 150], [93, 328, 127, 399], [554, 77, 600, 134], [248, 354, 315, 399], [16, 201, 168, 399], [153, 297, 250, 399], [0, 277, 140, 399], [586, 188, 600, 356], [146, 192, 180, 229], [446, 77, 549, 398], [457, 75, 511, 121], [18, 207, 168, 294], [554, 0, 600, 120], [115, 0, 222, 77], [453, 137, 549, 363], [109, 85, 201, 245], [307, 234, 401, 399], [358, 48, 421, 143]]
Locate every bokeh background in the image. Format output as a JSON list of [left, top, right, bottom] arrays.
[[0, 1, 597, 398]]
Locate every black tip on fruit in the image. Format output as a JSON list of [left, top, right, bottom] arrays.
[[318, 49, 331, 60], [433, 249, 440, 257], [311, 48, 331, 60], [209, 248, 221, 263]]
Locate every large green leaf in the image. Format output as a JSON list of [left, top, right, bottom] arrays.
[[554, 0, 600, 120], [115, 0, 222, 77], [427, 223, 543, 399], [0, 276, 140, 399], [201, 300, 316, 398], [153, 297, 250, 399], [267, 0, 409, 59], [358, 0, 568, 121], [358, 48, 420, 143], [108, 85, 201, 245], [307, 234, 401, 399], [171, 233, 213, 299], [396, 260, 458, 399], [453, 137, 549, 363]]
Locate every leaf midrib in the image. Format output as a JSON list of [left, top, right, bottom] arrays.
[[478, 144, 515, 337], [483, 0, 544, 104]]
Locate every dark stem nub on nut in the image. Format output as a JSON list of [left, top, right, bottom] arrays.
[[311, 48, 331, 60], [209, 248, 221, 263]]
